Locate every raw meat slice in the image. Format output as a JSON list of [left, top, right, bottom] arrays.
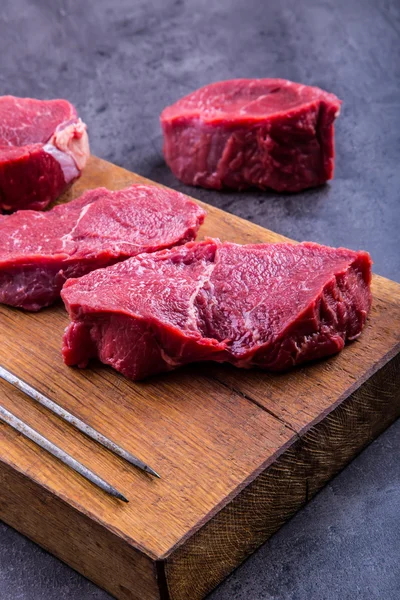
[[161, 79, 341, 192], [0, 96, 90, 212], [61, 239, 372, 381], [0, 185, 205, 311]]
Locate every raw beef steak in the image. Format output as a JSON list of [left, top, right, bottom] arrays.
[[0, 96, 90, 212], [61, 239, 372, 381], [0, 185, 205, 311], [161, 79, 341, 192]]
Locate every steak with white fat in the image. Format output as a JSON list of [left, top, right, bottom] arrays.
[[0, 96, 90, 212]]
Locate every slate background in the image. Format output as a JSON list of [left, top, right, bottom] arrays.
[[0, 0, 399, 598]]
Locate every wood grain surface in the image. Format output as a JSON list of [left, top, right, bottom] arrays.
[[0, 157, 399, 600]]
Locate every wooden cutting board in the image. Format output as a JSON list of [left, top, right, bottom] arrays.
[[1, 157, 399, 600]]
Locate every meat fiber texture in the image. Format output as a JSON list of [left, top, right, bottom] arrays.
[[0, 96, 90, 212], [0, 185, 205, 311], [61, 239, 372, 381], [161, 79, 341, 192]]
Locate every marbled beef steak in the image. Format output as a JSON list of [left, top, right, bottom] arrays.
[[0, 96, 90, 212], [0, 185, 205, 311], [62, 239, 371, 380], [161, 79, 341, 192]]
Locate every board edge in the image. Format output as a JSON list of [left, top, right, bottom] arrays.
[[161, 352, 400, 600]]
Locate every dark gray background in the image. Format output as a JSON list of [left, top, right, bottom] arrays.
[[0, 0, 399, 598]]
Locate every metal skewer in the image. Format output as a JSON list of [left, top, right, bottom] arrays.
[[0, 405, 128, 502], [0, 365, 160, 479]]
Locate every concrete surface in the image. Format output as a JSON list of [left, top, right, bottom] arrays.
[[0, 0, 399, 598]]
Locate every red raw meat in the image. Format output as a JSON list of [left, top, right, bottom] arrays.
[[61, 239, 371, 381], [0, 185, 205, 311], [161, 79, 341, 192], [0, 96, 90, 212]]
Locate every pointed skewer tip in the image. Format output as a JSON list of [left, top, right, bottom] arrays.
[[146, 466, 161, 479], [115, 492, 129, 503]]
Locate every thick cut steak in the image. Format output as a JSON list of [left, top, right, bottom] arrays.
[[0, 96, 90, 212], [0, 185, 205, 311], [161, 79, 341, 192], [61, 239, 372, 381]]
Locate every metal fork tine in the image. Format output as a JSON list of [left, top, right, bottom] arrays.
[[0, 405, 128, 502], [0, 365, 160, 479]]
